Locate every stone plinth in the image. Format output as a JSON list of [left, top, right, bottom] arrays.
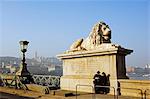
[[57, 44, 133, 93]]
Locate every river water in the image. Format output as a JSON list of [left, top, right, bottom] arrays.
[[127, 73, 150, 80]]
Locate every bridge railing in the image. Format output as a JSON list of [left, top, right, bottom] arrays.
[[32, 75, 60, 88]]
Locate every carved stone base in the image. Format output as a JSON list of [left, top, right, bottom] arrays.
[[58, 43, 133, 94]]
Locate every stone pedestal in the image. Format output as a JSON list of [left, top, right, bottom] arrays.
[[57, 44, 133, 94]]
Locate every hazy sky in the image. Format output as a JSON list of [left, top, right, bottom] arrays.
[[0, 0, 149, 67]]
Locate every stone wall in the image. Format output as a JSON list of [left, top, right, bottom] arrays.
[[118, 79, 150, 98]]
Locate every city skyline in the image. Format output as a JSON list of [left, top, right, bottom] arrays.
[[0, 0, 149, 67]]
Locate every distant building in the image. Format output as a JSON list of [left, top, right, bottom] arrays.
[[5, 64, 12, 69], [4, 64, 18, 74], [47, 65, 62, 72], [27, 66, 49, 75], [145, 64, 150, 68], [144, 64, 150, 74], [10, 66, 16, 73], [0, 67, 10, 73], [1, 62, 5, 68], [126, 66, 135, 73], [35, 51, 38, 59], [47, 65, 56, 72], [0, 56, 62, 75]]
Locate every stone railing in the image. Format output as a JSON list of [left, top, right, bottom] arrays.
[[118, 79, 150, 98]]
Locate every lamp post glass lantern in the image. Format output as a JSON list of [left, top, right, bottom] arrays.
[[19, 41, 29, 53]]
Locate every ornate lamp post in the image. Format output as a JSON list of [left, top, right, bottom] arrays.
[[16, 41, 30, 76]]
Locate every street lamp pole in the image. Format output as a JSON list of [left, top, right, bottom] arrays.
[[6, 40, 34, 89], [16, 41, 30, 76]]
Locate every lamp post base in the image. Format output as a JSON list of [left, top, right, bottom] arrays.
[[16, 63, 34, 84], [16, 63, 30, 76]]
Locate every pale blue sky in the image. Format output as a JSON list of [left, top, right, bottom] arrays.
[[0, 0, 149, 67]]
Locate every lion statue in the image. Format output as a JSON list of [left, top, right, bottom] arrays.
[[70, 21, 111, 51]]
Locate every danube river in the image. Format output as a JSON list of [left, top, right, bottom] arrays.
[[127, 73, 150, 80]]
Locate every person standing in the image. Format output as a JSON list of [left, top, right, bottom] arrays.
[[101, 72, 107, 94], [93, 71, 101, 93]]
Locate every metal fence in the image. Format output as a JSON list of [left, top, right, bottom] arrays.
[[117, 87, 143, 99], [76, 84, 95, 99], [95, 85, 115, 99], [75, 84, 150, 99], [76, 84, 116, 99], [32, 75, 60, 88]]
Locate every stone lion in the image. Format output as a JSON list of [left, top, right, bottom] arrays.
[[70, 21, 111, 51]]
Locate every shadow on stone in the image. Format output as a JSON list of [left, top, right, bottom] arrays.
[[65, 92, 75, 97], [0, 92, 34, 99]]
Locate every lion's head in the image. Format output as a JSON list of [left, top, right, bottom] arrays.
[[90, 21, 111, 45]]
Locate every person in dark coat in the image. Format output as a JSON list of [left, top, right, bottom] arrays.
[[93, 71, 101, 93], [106, 74, 110, 93], [101, 72, 107, 94]]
